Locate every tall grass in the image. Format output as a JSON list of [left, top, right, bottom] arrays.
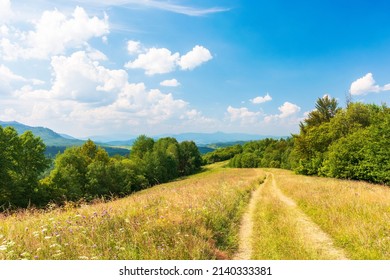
[[0, 165, 264, 260], [270, 169, 390, 259]]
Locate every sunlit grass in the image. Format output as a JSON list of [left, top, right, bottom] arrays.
[[269, 169, 390, 259], [0, 165, 264, 260]]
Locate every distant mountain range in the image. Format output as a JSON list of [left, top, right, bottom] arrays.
[[0, 120, 286, 156], [0, 121, 129, 157], [0, 121, 84, 146], [102, 132, 283, 147]]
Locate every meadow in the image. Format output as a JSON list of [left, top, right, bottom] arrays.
[[0, 163, 264, 260], [1, 163, 389, 260], [266, 169, 390, 260]]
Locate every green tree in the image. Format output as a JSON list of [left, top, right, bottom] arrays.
[[0, 127, 49, 208], [130, 135, 155, 159], [179, 141, 202, 175], [302, 95, 340, 128]]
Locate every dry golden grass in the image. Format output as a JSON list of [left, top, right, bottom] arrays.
[[0, 165, 264, 260], [269, 169, 390, 259]]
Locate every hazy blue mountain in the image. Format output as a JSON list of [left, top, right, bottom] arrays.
[[157, 132, 281, 145], [0, 121, 130, 157], [0, 121, 84, 146], [59, 133, 78, 140], [101, 132, 285, 147]]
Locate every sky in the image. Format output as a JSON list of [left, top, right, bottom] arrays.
[[1, 0, 390, 139]]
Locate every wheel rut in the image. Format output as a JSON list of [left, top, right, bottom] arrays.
[[234, 172, 348, 260], [233, 178, 265, 260]]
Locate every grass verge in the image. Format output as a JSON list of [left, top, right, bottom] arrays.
[[269, 169, 390, 259]]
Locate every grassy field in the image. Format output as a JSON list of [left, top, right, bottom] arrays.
[[1, 164, 389, 260], [268, 169, 390, 260], [0, 163, 264, 260]]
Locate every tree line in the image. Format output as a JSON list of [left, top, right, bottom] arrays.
[[0, 132, 202, 210], [228, 96, 389, 185]]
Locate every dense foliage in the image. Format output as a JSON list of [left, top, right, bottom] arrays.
[[228, 138, 294, 169], [202, 144, 243, 164], [0, 127, 49, 208], [0, 131, 202, 209], [294, 99, 390, 184], [226, 96, 390, 185]]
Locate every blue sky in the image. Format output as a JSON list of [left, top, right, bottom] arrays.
[[1, 0, 389, 138]]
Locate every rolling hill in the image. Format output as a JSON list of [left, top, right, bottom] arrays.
[[0, 121, 130, 157]]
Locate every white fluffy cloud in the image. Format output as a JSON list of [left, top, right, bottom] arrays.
[[125, 44, 212, 75], [0, 64, 44, 94], [177, 45, 212, 70], [278, 102, 301, 118], [125, 47, 180, 75], [227, 106, 262, 124], [127, 40, 142, 55], [160, 79, 180, 87], [349, 73, 390, 95], [0, 0, 12, 23], [264, 101, 301, 123], [250, 93, 272, 104], [48, 51, 127, 103], [0, 64, 26, 84], [0, 6, 109, 60], [2, 49, 212, 136]]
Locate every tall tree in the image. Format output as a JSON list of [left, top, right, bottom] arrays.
[[303, 95, 340, 128]]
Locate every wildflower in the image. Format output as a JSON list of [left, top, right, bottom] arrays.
[[44, 236, 52, 240], [0, 245, 7, 251]]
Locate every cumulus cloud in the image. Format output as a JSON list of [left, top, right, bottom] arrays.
[[349, 73, 390, 95], [125, 44, 212, 75], [177, 45, 212, 70], [250, 93, 272, 104], [0, 64, 26, 83], [2, 49, 213, 136], [264, 101, 301, 123], [160, 79, 180, 87], [125, 47, 180, 75], [0, 64, 45, 95], [278, 102, 301, 118], [0, 0, 12, 23], [127, 40, 142, 55], [227, 106, 262, 124], [49, 51, 127, 103], [0, 6, 109, 60]]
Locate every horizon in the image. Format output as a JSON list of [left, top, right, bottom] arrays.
[[1, 0, 389, 138], [0, 119, 289, 142]]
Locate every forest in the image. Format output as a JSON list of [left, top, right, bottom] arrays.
[[1, 96, 389, 210], [228, 96, 390, 185]]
